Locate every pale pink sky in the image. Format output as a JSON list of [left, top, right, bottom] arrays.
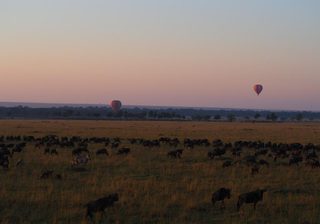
[[1, 1, 320, 110]]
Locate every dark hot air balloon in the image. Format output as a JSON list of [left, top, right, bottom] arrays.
[[253, 84, 263, 95], [110, 100, 122, 112]]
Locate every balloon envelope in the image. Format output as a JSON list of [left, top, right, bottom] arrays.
[[110, 100, 122, 112], [253, 84, 263, 95]]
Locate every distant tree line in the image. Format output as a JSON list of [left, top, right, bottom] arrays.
[[0, 106, 319, 121]]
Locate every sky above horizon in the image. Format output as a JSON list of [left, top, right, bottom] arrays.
[[1, 1, 320, 111]]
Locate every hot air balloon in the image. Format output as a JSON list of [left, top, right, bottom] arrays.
[[253, 84, 263, 95], [110, 100, 122, 112]]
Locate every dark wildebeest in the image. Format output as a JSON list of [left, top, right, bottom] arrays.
[[242, 155, 257, 166], [222, 160, 233, 168], [289, 156, 303, 166], [251, 165, 260, 175], [167, 149, 183, 159], [0, 154, 9, 169], [44, 148, 50, 154], [258, 159, 269, 167], [306, 159, 320, 168], [208, 148, 226, 160], [72, 147, 89, 156], [212, 188, 231, 209], [40, 170, 54, 179], [86, 193, 119, 220], [237, 189, 266, 211], [111, 142, 120, 149], [117, 148, 130, 155], [96, 148, 109, 156], [50, 149, 58, 155]]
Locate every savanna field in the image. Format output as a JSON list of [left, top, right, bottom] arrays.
[[1, 120, 320, 224]]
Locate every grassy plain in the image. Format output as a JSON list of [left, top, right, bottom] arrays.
[[0, 120, 320, 223]]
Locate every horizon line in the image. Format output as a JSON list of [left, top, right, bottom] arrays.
[[0, 101, 318, 113]]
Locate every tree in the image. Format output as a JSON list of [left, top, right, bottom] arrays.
[[227, 114, 236, 122], [296, 113, 303, 121], [214, 114, 221, 120], [267, 113, 278, 122], [254, 113, 261, 120]]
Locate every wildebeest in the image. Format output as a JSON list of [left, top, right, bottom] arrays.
[[251, 165, 260, 175], [50, 149, 58, 155], [167, 149, 183, 159], [111, 142, 120, 149], [258, 159, 269, 167], [96, 148, 109, 156], [117, 148, 130, 155], [208, 148, 226, 160], [44, 148, 50, 154], [305, 159, 320, 168], [289, 155, 303, 166], [86, 193, 119, 220], [237, 189, 266, 211], [222, 160, 233, 168], [211, 188, 231, 209], [72, 147, 89, 156], [0, 153, 9, 169], [242, 155, 257, 166], [40, 170, 54, 179]]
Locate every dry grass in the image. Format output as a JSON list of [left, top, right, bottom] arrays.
[[0, 120, 320, 223]]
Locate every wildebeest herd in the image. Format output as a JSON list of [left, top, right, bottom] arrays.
[[1, 134, 320, 222]]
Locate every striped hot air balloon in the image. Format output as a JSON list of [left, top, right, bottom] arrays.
[[110, 100, 122, 112], [253, 84, 263, 95]]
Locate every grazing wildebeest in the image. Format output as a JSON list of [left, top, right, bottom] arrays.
[[251, 165, 260, 175], [167, 149, 183, 159], [117, 148, 131, 155], [306, 159, 320, 168], [212, 188, 231, 209], [44, 148, 50, 154], [222, 160, 233, 168], [50, 149, 58, 155], [208, 148, 226, 160], [258, 159, 269, 167], [237, 189, 266, 211], [242, 155, 257, 166], [40, 170, 54, 179], [96, 148, 109, 156], [72, 147, 89, 156], [86, 193, 119, 220], [254, 148, 269, 157], [232, 147, 242, 157], [12, 145, 24, 153], [289, 156, 303, 166], [111, 142, 120, 149], [0, 154, 9, 169]]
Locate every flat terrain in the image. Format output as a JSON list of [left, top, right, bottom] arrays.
[[1, 120, 320, 143], [0, 120, 320, 223]]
